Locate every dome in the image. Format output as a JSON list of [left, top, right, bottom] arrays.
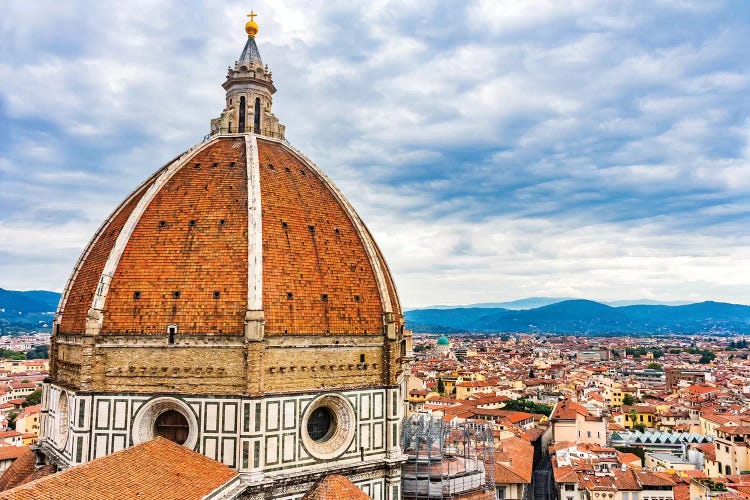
[[41, 16, 410, 496], [437, 335, 450, 346], [56, 135, 402, 337], [48, 15, 407, 403]]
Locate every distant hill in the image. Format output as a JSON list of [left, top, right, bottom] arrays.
[[405, 299, 750, 335], [406, 307, 510, 332], [0, 289, 60, 313], [465, 297, 576, 310], [413, 297, 691, 310], [0, 288, 61, 334]]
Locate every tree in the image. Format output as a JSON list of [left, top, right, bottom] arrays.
[[25, 345, 49, 360], [437, 378, 445, 396], [699, 351, 716, 364], [647, 362, 663, 371], [7, 411, 19, 430], [23, 389, 41, 407], [502, 398, 553, 417], [622, 394, 636, 406], [633, 423, 646, 432], [0, 349, 25, 360]]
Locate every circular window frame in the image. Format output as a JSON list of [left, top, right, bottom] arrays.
[[131, 397, 198, 449], [57, 391, 70, 449], [300, 394, 356, 461]]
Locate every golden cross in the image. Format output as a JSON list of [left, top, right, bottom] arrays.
[[247, 10, 257, 22]]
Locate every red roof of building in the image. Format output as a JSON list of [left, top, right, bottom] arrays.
[[301, 474, 370, 500], [0, 438, 238, 499], [0, 447, 29, 463], [495, 437, 533, 484]]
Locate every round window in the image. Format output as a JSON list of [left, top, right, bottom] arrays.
[[300, 394, 356, 461], [154, 410, 190, 445], [131, 397, 198, 449], [307, 407, 335, 442]]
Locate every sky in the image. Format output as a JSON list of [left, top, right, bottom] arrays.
[[1, 1, 750, 308]]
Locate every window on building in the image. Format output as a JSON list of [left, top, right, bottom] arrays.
[[238, 96, 246, 133], [498, 487, 506, 499], [307, 407, 334, 442], [154, 410, 189, 444], [254, 97, 261, 133]]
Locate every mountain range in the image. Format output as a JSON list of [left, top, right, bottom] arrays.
[[411, 296, 692, 310], [0, 288, 60, 334], [405, 299, 750, 335]]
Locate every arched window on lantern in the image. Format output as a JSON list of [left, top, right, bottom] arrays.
[[254, 97, 261, 133], [238, 96, 246, 133]]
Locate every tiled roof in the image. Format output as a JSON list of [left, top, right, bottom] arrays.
[[59, 135, 400, 337], [0, 438, 238, 500], [612, 469, 641, 490], [0, 449, 37, 492], [719, 426, 750, 435], [0, 446, 29, 462], [551, 399, 591, 420], [553, 465, 579, 483], [14, 406, 40, 420], [637, 470, 677, 487], [301, 474, 370, 500], [59, 171, 157, 333], [495, 437, 533, 484], [258, 138, 393, 334]]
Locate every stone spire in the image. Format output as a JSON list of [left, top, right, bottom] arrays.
[[210, 11, 285, 139]]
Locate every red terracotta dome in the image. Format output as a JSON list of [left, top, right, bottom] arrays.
[[56, 135, 402, 337]]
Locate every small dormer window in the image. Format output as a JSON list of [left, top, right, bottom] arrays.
[[167, 324, 178, 344]]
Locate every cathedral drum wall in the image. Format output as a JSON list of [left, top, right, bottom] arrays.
[[93, 344, 247, 394], [261, 344, 385, 393], [41, 383, 402, 500]]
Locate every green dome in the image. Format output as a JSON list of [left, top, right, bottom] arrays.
[[437, 335, 450, 346]]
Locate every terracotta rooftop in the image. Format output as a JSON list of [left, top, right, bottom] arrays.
[[637, 470, 677, 487], [301, 474, 371, 500], [0, 446, 29, 462], [0, 449, 40, 492], [717, 426, 750, 435], [550, 399, 593, 421], [495, 437, 533, 484], [58, 136, 400, 337], [0, 438, 238, 500]]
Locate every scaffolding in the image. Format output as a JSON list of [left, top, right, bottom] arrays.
[[402, 413, 496, 499]]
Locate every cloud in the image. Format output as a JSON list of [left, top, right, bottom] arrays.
[[1, 0, 749, 308]]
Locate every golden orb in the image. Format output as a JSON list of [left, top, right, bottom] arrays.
[[246, 10, 259, 37]]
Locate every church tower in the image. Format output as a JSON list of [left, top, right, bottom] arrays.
[[40, 13, 408, 500]]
